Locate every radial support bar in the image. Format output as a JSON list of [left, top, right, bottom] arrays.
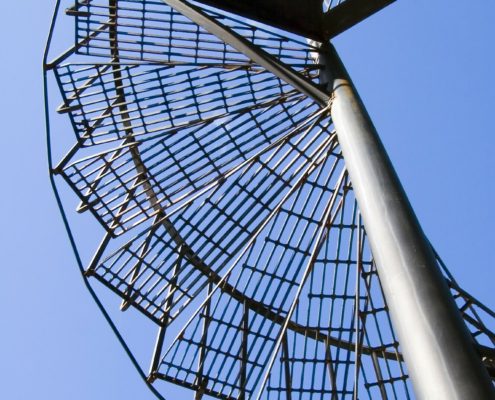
[[319, 43, 495, 399], [162, 0, 329, 106]]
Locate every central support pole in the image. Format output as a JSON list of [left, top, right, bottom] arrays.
[[160, 2, 492, 396], [319, 43, 495, 399]]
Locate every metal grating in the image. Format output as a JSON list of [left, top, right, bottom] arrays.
[[154, 177, 414, 399], [73, 0, 323, 67], [45, 1, 495, 399]]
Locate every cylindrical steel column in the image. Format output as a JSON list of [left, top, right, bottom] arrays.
[[319, 43, 495, 399]]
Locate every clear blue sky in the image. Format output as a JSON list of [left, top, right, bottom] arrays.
[[1, 1, 494, 399]]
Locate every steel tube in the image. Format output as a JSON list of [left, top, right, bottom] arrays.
[[319, 43, 495, 399], [162, 0, 329, 105]]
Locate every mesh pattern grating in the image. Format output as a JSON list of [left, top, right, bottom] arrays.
[[56, 63, 319, 234], [46, 1, 495, 399], [74, 0, 324, 68]]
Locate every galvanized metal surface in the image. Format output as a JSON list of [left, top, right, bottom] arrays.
[[317, 42, 495, 399], [43, 1, 495, 399]]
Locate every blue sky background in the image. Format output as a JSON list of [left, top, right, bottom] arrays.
[[1, 1, 494, 399]]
